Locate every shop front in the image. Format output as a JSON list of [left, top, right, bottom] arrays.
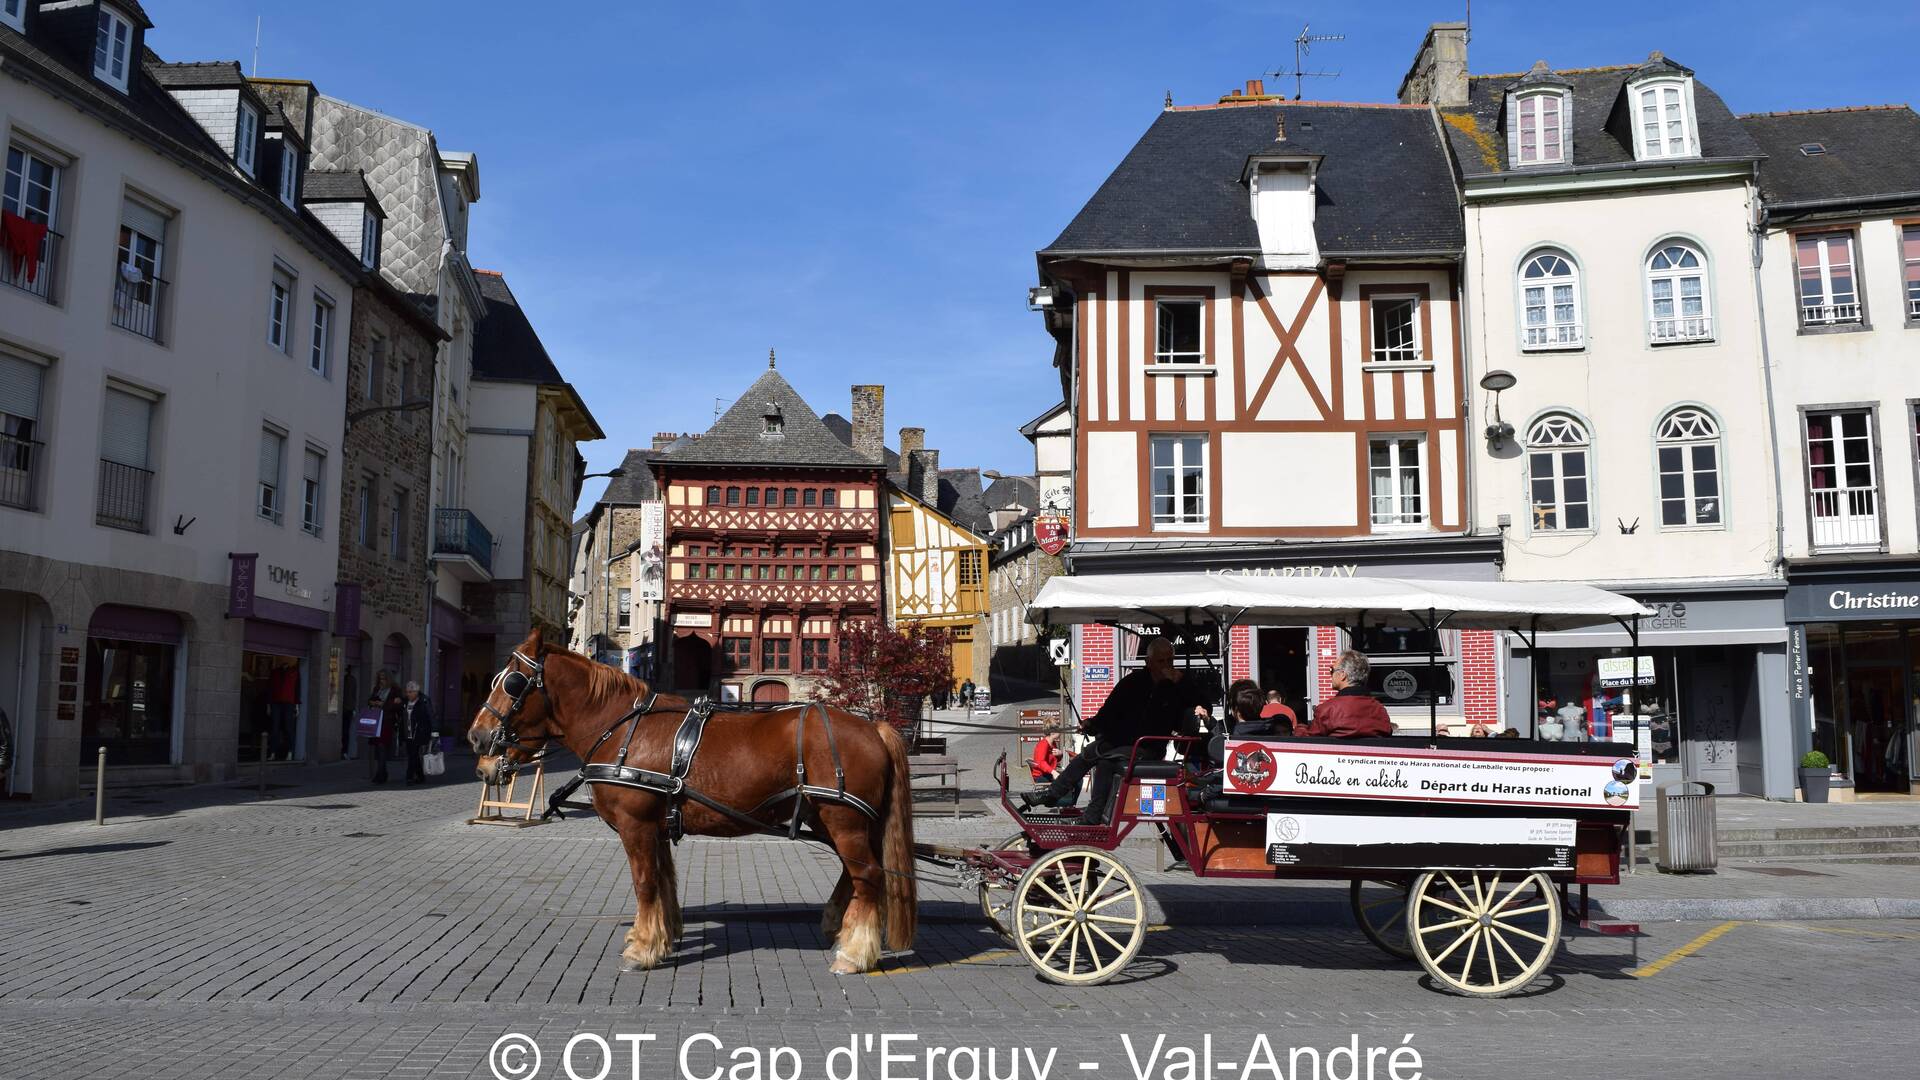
[[229, 554, 326, 763], [1508, 585, 1793, 799], [83, 604, 186, 767], [1787, 562, 1920, 798]]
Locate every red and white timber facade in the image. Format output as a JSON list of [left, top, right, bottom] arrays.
[[1033, 87, 1503, 733]]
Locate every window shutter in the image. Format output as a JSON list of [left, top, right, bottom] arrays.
[[120, 197, 167, 242], [258, 430, 282, 487], [303, 447, 323, 485], [100, 388, 152, 468], [0, 353, 43, 421]]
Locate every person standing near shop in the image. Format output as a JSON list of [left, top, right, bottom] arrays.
[[399, 681, 437, 785], [267, 660, 300, 761], [366, 670, 398, 783]]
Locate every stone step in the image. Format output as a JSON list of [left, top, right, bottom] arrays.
[[1729, 852, 1920, 867], [1715, 836, 1920, 858], [1715, 823, 1920, 843]]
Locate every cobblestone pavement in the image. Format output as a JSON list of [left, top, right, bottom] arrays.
[[5, 714, 1920, 1078]]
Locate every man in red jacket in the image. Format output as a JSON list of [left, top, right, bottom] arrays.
[[1305, 650, 1394, 738]]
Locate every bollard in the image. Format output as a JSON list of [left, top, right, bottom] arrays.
[[94, 746, 106, 825], [258, 733, 269, 797]]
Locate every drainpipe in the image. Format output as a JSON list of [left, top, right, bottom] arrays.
[[1749, 186, 1789, 577]]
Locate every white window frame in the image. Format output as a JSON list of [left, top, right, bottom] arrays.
[[257, 426, 285, 524], [1645, 241, 1713, 343], [1, 0, 25, 33], [1524, 414, 1592, 533], [93, 5, 132, 92], [1517, 248, 1583, 350], [356, 473, 375, 549], [309, 292, 334, 377], [301, 446, 326, 537], [268, 266, 294, 351], [1654, 408, 1725, 530], [1903, 224, 1920, 321], [1796, 231, 1863, 327], [1513, 91, 1567, 166], [1367, 295, 1422, 365], [1631, 78, 1697, 160], [1154, 299, 1206, 365], [3, 143, 61, 225], [617, 588, 633, 630], [277, 140, 298, 207], [235, 104, 259, 177], [1368, 436, 1427, 529], [1804, 409, 1881, 551], [1149, 433, 1208, 529], [360, 211, 379, 269]]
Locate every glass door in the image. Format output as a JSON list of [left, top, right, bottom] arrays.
[[1844, 628, 1910, 793]]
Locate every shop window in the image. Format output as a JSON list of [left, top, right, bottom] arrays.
[[83, 635, 176, 765], [1350, 626, 1456, 711]]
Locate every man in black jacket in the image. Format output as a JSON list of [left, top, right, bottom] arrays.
[[398, 681, 438, 785], [1020, 639, 1209, 825]]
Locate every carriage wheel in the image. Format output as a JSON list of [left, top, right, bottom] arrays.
[[1013, 846, 1145, 985], [1350, 879, 1414, 960], [1409, 870, 1561, 998], [979, 833, 1027, 942]]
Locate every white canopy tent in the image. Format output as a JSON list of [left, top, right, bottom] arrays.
[[1026, 572, 1654, 737]]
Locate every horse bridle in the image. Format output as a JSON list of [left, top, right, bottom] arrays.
[[477, 650, 554, 771]]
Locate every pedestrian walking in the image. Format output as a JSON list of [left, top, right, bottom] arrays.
[[267, 660, 300, 760], [365, 670, 398, 783], [398, 681, 437, 785]]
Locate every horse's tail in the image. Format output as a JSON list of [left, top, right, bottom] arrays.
[[874, 718, 918, 951]]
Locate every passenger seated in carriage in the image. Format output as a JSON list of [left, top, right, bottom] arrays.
[[1018, 638, 1208, 825], [1303, 650, 1394, 738], [1226, 679, 1285, 737]]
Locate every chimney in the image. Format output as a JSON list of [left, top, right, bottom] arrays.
[[1397, 22, 1469, 107], [898, 426, 925, 461], [651, 432, 679, 451], [906, 449, 940, 507], [850, 385, 884, 464]]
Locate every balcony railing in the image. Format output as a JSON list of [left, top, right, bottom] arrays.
[[1810, 486, 1881, 550], [111, 271, 167, 341], [96, 458, 152, 532], [1649, 315, 1713, 343], [1522, 322, 1584, 349], [1801, 301, 1862, 328], [433, 507, 494, 575], [0, 432, 43, 511], [0, 227, 59, 303], [1907, 294, 1920, 319]]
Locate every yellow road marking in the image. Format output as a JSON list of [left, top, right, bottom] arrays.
[[1629, 920, 1742, 978], [1772, 922, 1920, 942]]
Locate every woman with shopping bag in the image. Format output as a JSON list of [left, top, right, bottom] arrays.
[[398, 681, 438, 784], [359, 670, 397, 783]]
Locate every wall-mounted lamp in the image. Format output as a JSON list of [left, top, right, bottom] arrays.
[[1480, 369, 1517, 451]]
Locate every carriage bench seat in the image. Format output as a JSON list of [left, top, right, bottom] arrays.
[[908, 755, 963, 819], [1128, 762, 1186, 780]]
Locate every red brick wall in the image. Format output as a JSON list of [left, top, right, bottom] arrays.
[[1077, 624, 1118, 715], [1229, 625, 1252, 681], [1460, 628, 1500, 726]]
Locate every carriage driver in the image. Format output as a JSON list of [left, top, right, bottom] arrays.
[[1020, 638, 1209, 826]]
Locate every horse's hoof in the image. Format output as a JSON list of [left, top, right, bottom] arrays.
[[829, 958, 862, 975]]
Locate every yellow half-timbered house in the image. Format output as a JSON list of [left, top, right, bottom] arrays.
[[886, 486, 989, 691]]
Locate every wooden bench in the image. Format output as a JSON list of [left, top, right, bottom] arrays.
[[907, 754, 962, 819]]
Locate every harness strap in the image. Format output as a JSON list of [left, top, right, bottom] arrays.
[[540, 692, 657, 821]]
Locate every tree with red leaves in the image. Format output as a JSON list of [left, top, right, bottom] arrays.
[[812, 620, 953, 733]]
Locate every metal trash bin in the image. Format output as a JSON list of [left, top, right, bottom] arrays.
[[1655, 780, 1717, 872]]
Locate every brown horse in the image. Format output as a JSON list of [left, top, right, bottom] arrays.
[[466, 628, 917, 974]]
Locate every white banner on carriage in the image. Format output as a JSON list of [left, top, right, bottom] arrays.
[[1265, 814, 1577, 848], [1222, 741, 1639, 810]]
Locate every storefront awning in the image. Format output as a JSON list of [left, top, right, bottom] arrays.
[[1027, 572, 1652, 633]]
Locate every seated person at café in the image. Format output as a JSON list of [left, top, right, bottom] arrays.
[[1228, 679, 1287, 737], [1303, 650, 1394, 738]]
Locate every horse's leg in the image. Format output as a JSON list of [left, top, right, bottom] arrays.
[[656, 838, 682, 941], [618, 815, 675, 972], [819, 804, 888, 974], [820, 869, 854, 940]]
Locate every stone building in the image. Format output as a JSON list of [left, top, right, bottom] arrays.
[[570, 443, 670, 675]]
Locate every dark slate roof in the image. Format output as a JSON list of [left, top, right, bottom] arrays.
[[1442, 57, 1761, 179], [1739, 107, 1920, 208], [303, 169, 380, 209], [820, 412, 902, 472], [471, 270, 565, 384], [1043, 102, 1464, 257], [149, 60, 246, 88], [1018, 402, 1067, 438], [600, 448, 663, 504], [984, 474, 1037, 514], [655, 366, 872, 468]]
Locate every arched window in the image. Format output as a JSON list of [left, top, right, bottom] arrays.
[[1526, 413, 1592, 531], [1513, 91, 1567, 166], [1656, 408, 1723, 528], [1519, 250, 1583, 349], [1647, 242, 1712, 342], [725, 486, 741, 506]]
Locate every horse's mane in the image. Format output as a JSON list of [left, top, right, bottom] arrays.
[[549, 647, 681, 718]]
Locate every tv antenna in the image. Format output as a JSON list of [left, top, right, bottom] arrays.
[[1268, 24, 1344, 100]]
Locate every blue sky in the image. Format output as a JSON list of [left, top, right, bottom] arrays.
[[145, 1, 1918, 512]]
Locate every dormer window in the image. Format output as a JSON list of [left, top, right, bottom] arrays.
[[2, 0, 26, 33], [1632, 79, 1697, 160], [1513, 92, 1567, 165], [763, 403, 784, 435], [235, 105, 259, 177], [93, 5, 133, 91], [277, 142, 298, 207], [359, 210, 380, 269]]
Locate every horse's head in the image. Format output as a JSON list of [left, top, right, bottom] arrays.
[[468, 627, 557, 784]]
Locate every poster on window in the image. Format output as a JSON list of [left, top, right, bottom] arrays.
[[1223, 740, 1639, 810], [636, 501, 665, 601]]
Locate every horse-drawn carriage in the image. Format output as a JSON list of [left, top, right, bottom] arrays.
[[927, 573, 1652, 996]]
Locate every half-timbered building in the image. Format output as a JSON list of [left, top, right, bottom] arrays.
[[886, 453, 989, 691], [1033, 80, 1502, 733], [649, 357, 886, 703]]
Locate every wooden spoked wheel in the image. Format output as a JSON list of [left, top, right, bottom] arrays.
[[1350, 879, 1414, 960], [1410, 870, 1561, 997], [1012, 846, 1146, 985], [978, 833, 1026, 942]]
